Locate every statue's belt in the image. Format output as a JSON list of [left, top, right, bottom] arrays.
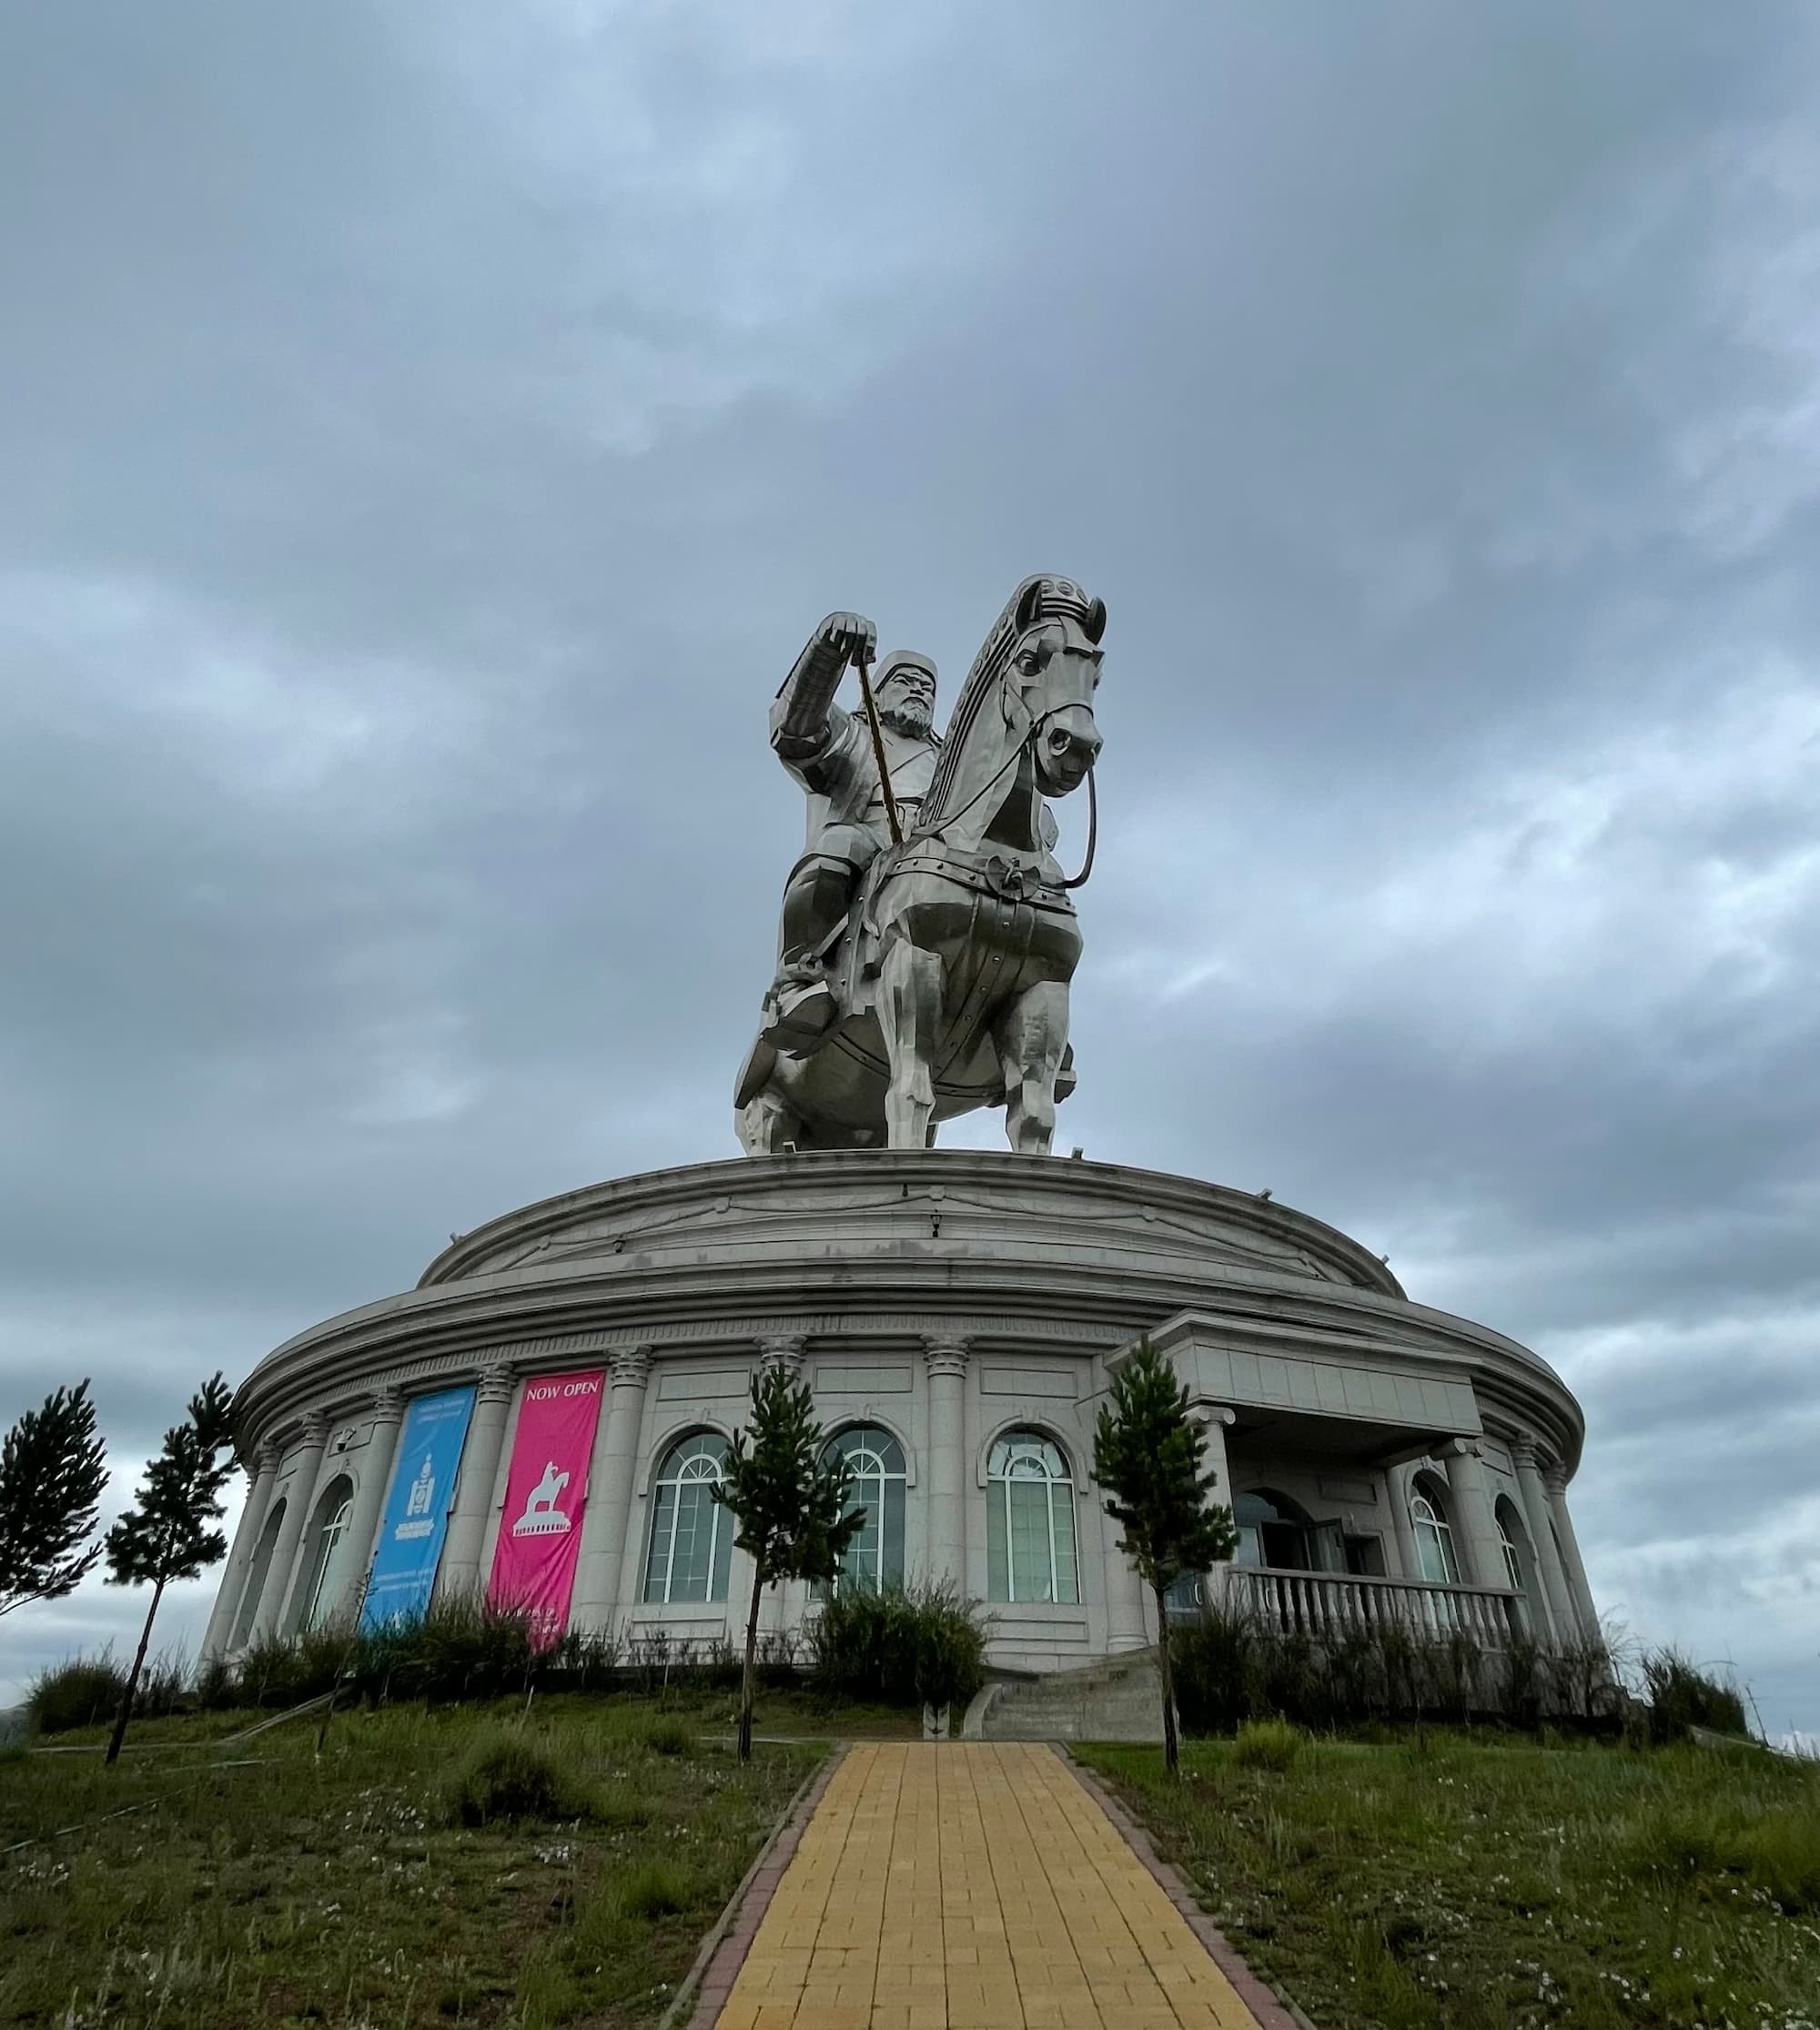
[[881, 845, 1074, 911]]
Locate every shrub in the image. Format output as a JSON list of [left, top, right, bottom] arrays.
[[234, 1624, 350, 1708], [27, 1653, 126, 1734], [192, 1655, 238, 1711], [442, 1731, 592, 1827], [1233, 1718, 1304, 1772], [1642, 1649, 1749, 1744], [376, 1595, 537, 1703], [808, 1581, 987, 1711], [134, 1650, 189, 1722], [1170, 1604, 1263, 1733]]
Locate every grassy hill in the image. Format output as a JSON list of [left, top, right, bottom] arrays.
[[7, 1692, 1816, 2028], [1081, 1727, 1820, 2030], [1, 1692, 836, 2029]]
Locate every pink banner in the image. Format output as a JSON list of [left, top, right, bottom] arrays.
[[487, 1368, 604, 1648]]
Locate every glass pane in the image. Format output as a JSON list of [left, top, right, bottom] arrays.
[[1008, 1480, 1052, 1601], [709, 1493, 732, 1601], [987, 1485, 1009, 1601], [881, 1478, 905, 1589], [669, 1480, 713, 1601], [843, 1471, 883, 1590], [1049, 1482, 1078, 1604], [644, 1483, 677, 1601]]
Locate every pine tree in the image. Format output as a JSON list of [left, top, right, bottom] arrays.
[[714, 1367, 864, 1763], [103, 1374, 236, 1765], [1091, 1339, 1238, 1773], [0, 1379, 109, 1617]]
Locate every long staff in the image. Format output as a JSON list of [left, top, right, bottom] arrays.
[[853, 643, 905, 847]]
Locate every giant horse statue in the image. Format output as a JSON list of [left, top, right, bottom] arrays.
[[736, 574, 1105, 1155]]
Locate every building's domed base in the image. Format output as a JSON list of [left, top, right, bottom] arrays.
[[203, 1152, 1598, 1669]]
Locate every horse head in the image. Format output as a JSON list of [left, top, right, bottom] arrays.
[[916, 574, 1107, 851], [1006, 578, 1105, 798]]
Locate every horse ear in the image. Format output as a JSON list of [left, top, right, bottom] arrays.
[[1014, 577, 1046, 631], [1084, 597, 1107, 644]]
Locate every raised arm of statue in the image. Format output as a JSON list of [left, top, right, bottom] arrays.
[[771, 611, 877, 763]]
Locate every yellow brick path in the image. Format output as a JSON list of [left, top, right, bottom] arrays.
[[712, 1742, 1267, 2030]]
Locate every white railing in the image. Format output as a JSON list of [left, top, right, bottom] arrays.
[[1222, 1565, 1525, 1647]]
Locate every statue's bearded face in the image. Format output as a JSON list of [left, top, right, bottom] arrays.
[[877, 666, 935, 738]]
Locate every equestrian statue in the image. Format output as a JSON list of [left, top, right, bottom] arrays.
[[735, 573, 1105, 1156]]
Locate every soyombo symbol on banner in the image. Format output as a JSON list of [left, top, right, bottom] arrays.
[[487, 1368, 604, 1646], [359, 1385, 476, 1630]]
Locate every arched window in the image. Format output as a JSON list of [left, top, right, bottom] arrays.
[[229, 1496, 287, 1650], [296, 1475, 354, 1631], [986, 1431, 1078, 1603], [643, 1433, 733, 1604], [822, 1426, 906, 1591], [1494, 1496, 1528, 1595], [1409, 1478, 1461, 1586]]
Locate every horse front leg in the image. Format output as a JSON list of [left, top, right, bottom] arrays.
[[995, 978, 1068, 1155], [878, 935, 945, 1150]]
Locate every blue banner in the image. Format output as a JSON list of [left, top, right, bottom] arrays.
[[359, 1385, 476, 1630]]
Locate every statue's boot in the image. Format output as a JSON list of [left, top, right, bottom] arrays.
[[762, 861, 854, 1055], [760, 973, 838, 1055]]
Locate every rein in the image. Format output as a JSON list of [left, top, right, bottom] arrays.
[[1062, 765, 1097, 890]]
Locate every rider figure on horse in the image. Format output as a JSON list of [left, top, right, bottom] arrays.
[[761, 611, 939, 1055]]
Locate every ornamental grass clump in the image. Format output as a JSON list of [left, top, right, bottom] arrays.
[[807, 1580, 987, 1711], [1641, 1647, 1750, 1742], [611, 1856, 695, 1921], [442, 1730, 594, 1827], [26, 1652, 127, 1734], [1232, 1718, 1304, 1772]]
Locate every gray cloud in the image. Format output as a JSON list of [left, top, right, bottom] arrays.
[[2, 0, 1816, 1729]]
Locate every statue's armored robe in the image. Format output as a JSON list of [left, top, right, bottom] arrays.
[[768, 692, 940, 985]]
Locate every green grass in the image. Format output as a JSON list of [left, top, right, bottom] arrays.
[[1080, 1732, 1820, 2030], [1, 1693, 825, 2028]]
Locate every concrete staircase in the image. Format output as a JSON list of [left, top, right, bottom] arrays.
[[966, 1648, 1166, 1743]]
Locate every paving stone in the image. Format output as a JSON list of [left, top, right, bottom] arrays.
[[700, 1743, 1283, 2030]]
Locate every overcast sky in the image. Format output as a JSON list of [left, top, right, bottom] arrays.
[[2, 1, 1815, 1735]]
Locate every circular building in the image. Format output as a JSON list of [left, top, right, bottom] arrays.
[[203, 1150, 1598, 1671]]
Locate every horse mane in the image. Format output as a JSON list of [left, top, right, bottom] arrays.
[[915, 574, 1104, 834]]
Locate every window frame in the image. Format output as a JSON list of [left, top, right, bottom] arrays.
[[1409, 1482, 1461, 1587], [297, 1476, 354, 1632], [986, 1429, 1079, 1605], [642, 1431, 733, 1605], [820, 1424, 907, 1593]]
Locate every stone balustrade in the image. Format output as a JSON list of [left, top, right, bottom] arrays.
[[1226, 1563, 1525, 1648]]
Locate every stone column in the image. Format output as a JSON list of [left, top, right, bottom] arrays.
[[1512, 1439, 1575, 1642], [1543, 1462, 1600, 1641], [201, 1444, 278, 1661], [253, 1412, 329, 1641], [1387, 1463, 1422, 1582], [1193, 1405, 1238, 1616], [437, 1365, 516, 1601], [570, 1345, 653, 1631], [923, 1337, 970, 1592], [326, 1389, 404, 1626], [1440, 1441, 1506, 1593]]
